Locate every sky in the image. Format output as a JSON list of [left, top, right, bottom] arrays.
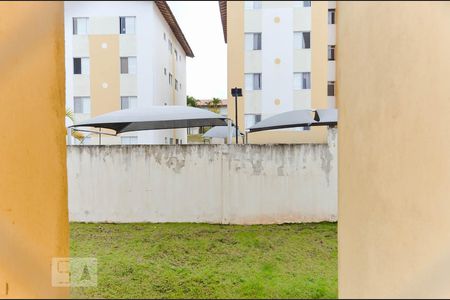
[[167, 1, 227, 100]]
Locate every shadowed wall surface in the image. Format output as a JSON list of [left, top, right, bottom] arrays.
[[0, 2, 69, 298]]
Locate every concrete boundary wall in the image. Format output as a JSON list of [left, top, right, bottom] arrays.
[[68, 129, 337, 224]]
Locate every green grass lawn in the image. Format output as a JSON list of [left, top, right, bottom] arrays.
[[70, 222, 337, 299], [187, 134, 209, 144]]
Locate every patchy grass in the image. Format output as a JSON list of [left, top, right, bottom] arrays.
[[187, 134, 209, 144], [70, 222, 337, 299]]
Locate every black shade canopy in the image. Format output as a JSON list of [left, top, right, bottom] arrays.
[[69, 106, 229, 134], [248, 109, 337, 133]]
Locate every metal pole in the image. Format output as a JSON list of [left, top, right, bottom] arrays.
[[234, 87, 238, 144], [227, 119, 232, 144], [68, 128, 116, 136]]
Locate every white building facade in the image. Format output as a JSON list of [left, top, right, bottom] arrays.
[[327, 1, 336, 109], [221, 1, 336, 143], [64, 1, 194, 145]]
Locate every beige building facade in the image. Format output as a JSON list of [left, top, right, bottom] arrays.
[[220, 1, 336, 143], [65, 1, 194, 145]]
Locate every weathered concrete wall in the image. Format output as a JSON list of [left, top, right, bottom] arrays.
[[68, 129, 337, 224]]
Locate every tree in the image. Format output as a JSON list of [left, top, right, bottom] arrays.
[[208, 98, 222, 114], [186, 95, 198, 107]]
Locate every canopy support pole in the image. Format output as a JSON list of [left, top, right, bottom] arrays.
[[227, 119, 232, 145]]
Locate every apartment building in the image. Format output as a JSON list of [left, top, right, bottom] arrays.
[[219, 1, 336, 143], [65, 1, 194, 145]]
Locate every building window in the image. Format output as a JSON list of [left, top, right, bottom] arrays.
[[169, 138, 174, 145], [245, 1, 262, 9], [74, 97, 91, 114], [164, 68, 167, 75], [294, 31, 311, 49], [328, 45, 335, 61], [73, 17, 88, 35], [121, 136, 138, 145], [175, 79, 179, 91], [168, 40, 173, 53], [245, 33, 262, 51], [294, 72, 311, 90], [303, 1, 311, 7], [245, 114, 262, 129], [328, 9, 336, 24], [163, 32, 166, 40], [174, 49, 178, 60], [245, 73, 262, 90], [169, 73, 173, 85], [73, 57, 89, 75], [119, 16, 136, 34], [120, 57, 137, 74], [328, 81, 335, 96], [121, 96, 137, 110]]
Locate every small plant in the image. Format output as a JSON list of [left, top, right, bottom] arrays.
[[66, 108, 84, 142]]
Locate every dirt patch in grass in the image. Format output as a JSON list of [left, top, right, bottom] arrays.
[[70, 222, 337, 299]]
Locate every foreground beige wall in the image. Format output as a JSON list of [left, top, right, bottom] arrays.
[[338, 2, 450, 298], [0, 2, 69, 298]]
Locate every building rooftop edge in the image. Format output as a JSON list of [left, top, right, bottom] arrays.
[[155, 1, 195, 57], [219, 1, 227, 43]]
